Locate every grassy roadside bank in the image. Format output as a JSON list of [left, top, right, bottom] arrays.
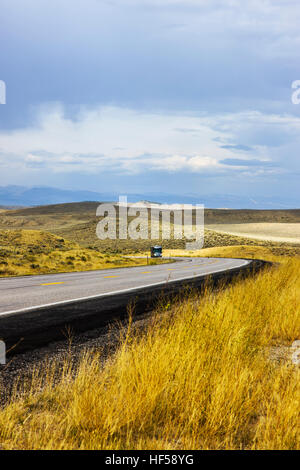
[[0, 249, 299, 450], [163, 244, 300, 262], [0, 229, 170, 277]]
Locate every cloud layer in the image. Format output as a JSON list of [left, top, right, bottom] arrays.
[[0, 0, 300, 201], [1, 104, 299, 178]]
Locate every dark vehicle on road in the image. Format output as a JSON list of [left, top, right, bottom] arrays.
[[150, 245, 162, 258]]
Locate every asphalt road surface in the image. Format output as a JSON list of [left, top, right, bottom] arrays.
[[0, 257, 250, 317]]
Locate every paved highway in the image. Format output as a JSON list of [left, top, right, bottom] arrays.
[[0, 257, 250, 317]]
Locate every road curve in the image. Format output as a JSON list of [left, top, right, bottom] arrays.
[[0, 257, 254, 355], [0, 257, 250, 317]]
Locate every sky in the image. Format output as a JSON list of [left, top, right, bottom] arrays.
[[0, 0, 300, 204]]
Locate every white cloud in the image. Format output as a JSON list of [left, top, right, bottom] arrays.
[[0, 104, 298, 179]]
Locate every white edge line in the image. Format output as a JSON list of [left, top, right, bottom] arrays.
[[0, 259, 251, 317]]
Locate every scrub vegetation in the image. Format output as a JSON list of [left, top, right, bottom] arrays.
[[0, 203, 300, 254], [0, 229, 166, 277]]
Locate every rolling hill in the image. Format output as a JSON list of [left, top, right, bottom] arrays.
[[0, 185, 299, 209]]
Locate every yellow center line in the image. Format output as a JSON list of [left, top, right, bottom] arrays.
[[193, 262, 213, 267], [104, 275, 120, 278], [141, 271, 151, 274], [41, 282, 65, 286]]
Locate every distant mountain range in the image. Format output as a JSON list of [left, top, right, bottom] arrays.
[[0, 185, 298, 209]]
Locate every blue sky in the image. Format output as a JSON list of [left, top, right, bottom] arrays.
[[0, 0, 300, 204]]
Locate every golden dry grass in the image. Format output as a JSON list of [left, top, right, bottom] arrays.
[[0, 251, 299, 450], [163, 244, 300, 263], [0, 229, 168, 277]]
